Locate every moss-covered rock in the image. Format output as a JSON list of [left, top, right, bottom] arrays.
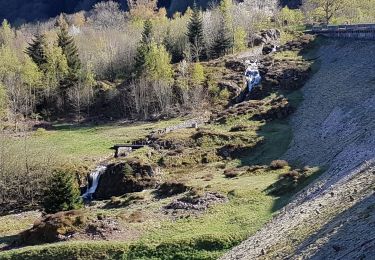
[[19, 210, 87, 245], [94, 160, 157, 200]]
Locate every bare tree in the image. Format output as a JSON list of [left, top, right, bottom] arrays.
[[88, 1, 126, 30], [303, 0, 347, 24]]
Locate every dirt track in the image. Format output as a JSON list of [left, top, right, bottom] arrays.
[[222, 39, 375, 259]]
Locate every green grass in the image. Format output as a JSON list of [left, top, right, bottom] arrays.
[[6, 119, 184, 165], [0, 171, 283, 260], [238, 119, 293, 166], [0, 41, 323, 259]]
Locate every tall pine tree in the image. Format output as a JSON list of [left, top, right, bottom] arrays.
[[186, 3, 205, 61], [211, 19, 233, 58], [134, 19, 153, 77], [211, 0, 234, 58], [26, 33, 48, 68], [57, 16, 81, 84]]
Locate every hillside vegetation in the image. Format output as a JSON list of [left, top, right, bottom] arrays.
[[0, 0, 374, 259], [0, 34, 323, 258]]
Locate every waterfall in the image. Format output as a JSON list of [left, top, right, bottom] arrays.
[[82, 165, 107, 200]]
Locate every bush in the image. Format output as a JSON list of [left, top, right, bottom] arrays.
[[230, 125, 249, 132], [223, 168, 240, 178], [0, 82, 7, 119], [191, 62, 205, 86], [234, 27, 247, 52], [42, 169, 83, 214], [156, 181, 189, 197], [270, 160, 289, 170], [266, 169, 311, 196], [126, 210, 144, 223]]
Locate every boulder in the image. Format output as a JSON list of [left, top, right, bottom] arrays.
[[94, 160, 157, 199], [218, 81, 242, 96], [262, 44, 276, 55], [19, 210, 86, 245], [165, 192, 228, 211], [251, 33, 265, 46], [250, 29, 281, 47]]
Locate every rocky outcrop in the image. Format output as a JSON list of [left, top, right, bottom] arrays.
[[19, 210, 86, 245], [251, 97, 293, 121], [250, 29, 281, 47], [218, 81, 242, 97], [165, 192, 228, 211], [94, 160, 157, 199], [279, 34, 315, 52], [210, 95, 292, 124], [18, 210, 124, 246]]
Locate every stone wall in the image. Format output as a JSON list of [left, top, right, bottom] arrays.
[[311, 24, 375, 40]]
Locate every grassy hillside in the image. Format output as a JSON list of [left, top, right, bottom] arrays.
[[0, 37, 323, 259]]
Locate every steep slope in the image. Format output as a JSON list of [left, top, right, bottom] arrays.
[[222, 39, 375, 259]]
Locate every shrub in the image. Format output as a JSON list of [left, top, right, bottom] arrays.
[[191, 62, 205, 86], [0, 82, 7, 119], [270, 160, 289, 170], [229, 125, 249, 132], [42, 169, 83, 214], [266, 169, 310, 196], [219, 88, 231, 100], [223, 168, 240, 178], [156, 181, 188, 197], [233, 27, 247, 52], [33, 127, 47, 136], [127, 210, 144, 223]]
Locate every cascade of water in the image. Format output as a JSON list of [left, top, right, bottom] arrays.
[[82, 165, 107, 200]]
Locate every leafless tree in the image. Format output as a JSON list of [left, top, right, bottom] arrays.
[[88, 1, 127, 30]]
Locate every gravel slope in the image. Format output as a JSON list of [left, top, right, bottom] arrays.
[[221, 39, 375, 259]]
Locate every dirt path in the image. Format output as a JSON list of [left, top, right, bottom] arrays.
[[221, 39, 375, 259]]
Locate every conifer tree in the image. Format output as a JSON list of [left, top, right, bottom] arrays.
[[134, 19, 153, 77], [26, 33, 48, 68], [43, 169, 82, 214], [57, 16, 81, 82], [211, 0, 234, 58], [211, 19, 233, 58], [141, 19, 153, 45], [187, 3, 205, 61]]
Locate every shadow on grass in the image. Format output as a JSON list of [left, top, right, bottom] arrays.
[[238, 119, 293, 167], [267, 167, 326, 212], [0, 234, 18, 251]]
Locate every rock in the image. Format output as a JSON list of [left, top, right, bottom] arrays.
[[250, 29, 281, 47], [251, 33, 264, 46], [156, 181, 189, 197], [94, 160, 157, 199], [262, 44, 276, 55], [165, 192, 228, 211], [218, 81, 242, 96], [332, 245, 341, 252], [225, 60, 245, 72], [19, 210, 86, 246]]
